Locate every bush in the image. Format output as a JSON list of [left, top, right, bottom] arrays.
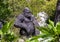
[[8, 0, 57, 17], [0, 18, 17, 42], [0, 0, 12, 20]]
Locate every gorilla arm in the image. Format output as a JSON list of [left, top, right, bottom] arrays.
[[14, 15, 27, 29], [31, 15, 40, 35], [31, 15, 39, 27]]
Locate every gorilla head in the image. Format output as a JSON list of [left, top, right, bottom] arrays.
[[23, 7, 32, 17]]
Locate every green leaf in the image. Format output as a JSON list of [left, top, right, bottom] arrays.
[[49, 20, 54, 27], [56, 22, 60, 34], [40, 27, 55, 35], [2, 18, 15, 34], [30, 33, 54, 41], [2, 22, 8, 33], [0, 30, 2, 35]]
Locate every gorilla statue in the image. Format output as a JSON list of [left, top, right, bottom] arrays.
[[14, 7, 40, 37], [54, 0, 60, 25]]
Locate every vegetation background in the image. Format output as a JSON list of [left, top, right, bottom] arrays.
[[0, 0, 59, 42]]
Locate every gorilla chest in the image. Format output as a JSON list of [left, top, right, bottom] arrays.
[[23, 17, 34, 27], [23, 17, 32, 23]]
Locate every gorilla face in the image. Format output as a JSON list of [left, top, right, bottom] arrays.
[[23, 7, 32, 17], [24, 12, 32, 17]]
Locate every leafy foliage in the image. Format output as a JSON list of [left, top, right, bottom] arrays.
[[0, 0, 12, 20], [0, 19, 17, 42], [8, 0, 57, 17], [0, 0, 59, 42]]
